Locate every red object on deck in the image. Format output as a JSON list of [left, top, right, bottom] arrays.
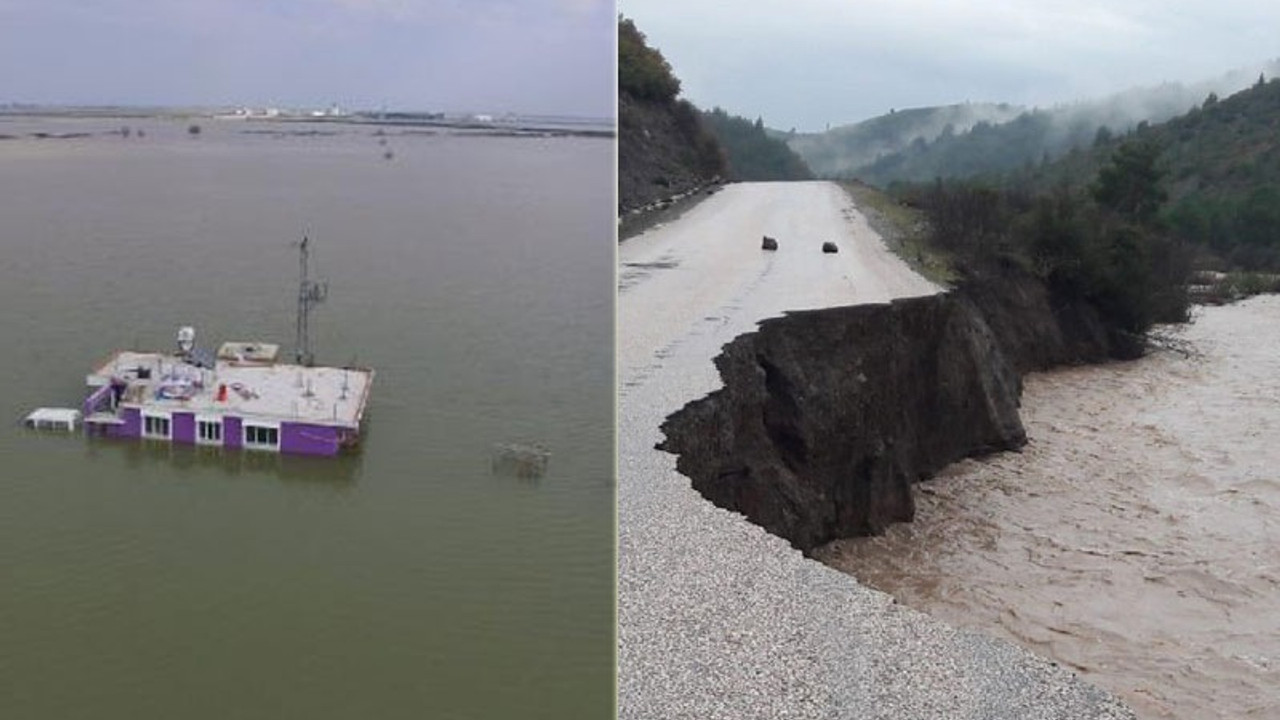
[[217, 383, 227, 402]]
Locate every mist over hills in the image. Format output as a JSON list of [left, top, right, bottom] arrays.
[[881, 72, 1280, 276], [1028, 75, 1280, 269], [785, 102, 1026, 178], [789, 58, 1280, 185]]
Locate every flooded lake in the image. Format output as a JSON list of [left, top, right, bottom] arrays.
[[0, 116, 614, 718], [818, 297, 1280, 719]]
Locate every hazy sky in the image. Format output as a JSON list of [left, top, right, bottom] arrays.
[[619, 0, 1280, 132], [0, 0, 615, 117]]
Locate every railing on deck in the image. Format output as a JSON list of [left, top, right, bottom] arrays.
[[83, 384, 114, 417]]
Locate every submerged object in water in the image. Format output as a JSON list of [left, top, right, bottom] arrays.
[[491, 442, 551, 479]]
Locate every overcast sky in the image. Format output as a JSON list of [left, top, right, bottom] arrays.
[[619, 0, 1280, 132], [0, 0, 615, 117]]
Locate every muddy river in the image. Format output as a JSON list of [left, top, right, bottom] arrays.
[[817, 296, 1280, 719]]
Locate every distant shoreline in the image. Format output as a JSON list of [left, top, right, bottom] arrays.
[[0, 107, 615, 139]]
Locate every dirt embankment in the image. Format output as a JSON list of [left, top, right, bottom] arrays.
[[659, 261, 1131, 552], [618, 92, 723, 234]]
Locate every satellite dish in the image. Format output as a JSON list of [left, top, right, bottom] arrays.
[[177, 326, 196, 355]]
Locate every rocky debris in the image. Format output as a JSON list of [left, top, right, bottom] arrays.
[[762, 235, 779, 251], [622, 181, 720, 219], [618, 179, 725, 241]]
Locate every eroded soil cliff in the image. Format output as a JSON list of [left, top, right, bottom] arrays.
[[659, 262, 1127, 551]]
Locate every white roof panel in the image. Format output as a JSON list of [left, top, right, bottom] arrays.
[[90, 350, 373, 428], [25, 407, 82, 427]]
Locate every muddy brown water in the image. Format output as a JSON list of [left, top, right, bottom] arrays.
[[0, 116, 614, 719], [817, 296, 1280, 720]]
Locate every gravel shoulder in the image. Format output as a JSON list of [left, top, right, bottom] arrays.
[[617, 180, 1135, 719]]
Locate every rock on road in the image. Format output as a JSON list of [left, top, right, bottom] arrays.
[[616, 181, 1134, 719]]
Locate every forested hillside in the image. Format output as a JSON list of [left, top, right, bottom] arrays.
[[896, 136, 1193, 359], [1028, 76, 1280, 269], [701, 108, 812, 181], [786, 103, 1025, 178], [794, 60, 1280, 187], [877, 74, 1280, 366], [618, 17, 725, 216]]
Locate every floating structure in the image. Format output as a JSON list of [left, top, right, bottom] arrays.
[[30, 238, 373, 457], [24, 407, 81, 431], [80, 333, 372, 456]]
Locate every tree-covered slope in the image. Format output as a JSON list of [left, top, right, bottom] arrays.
[[618, 17, 725, 215], [807, 60, 1280, 187], [900, 75, 1280, 274], [786, 103, 1025, 178], [1038, 76, 1280, 268], [701, 108, 812, 181]]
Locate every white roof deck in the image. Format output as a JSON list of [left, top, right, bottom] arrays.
[[24, 407, 82, 430], [89, 350, 373, 428], [217, 341, 280, 363]]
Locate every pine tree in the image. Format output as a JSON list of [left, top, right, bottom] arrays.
[[1091, 139, 1166, 223]]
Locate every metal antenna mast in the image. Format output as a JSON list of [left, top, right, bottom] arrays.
[[295, 236, 328, 366]]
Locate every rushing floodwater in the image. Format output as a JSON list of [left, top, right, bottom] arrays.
[[0, 116, 614, 719], [818, 297, 1280, 720]]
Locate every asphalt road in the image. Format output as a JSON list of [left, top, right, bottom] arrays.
[[616, 181, 1135, 719]]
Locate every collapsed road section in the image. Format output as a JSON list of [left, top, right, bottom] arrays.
[[617, 180, 1134, 719]]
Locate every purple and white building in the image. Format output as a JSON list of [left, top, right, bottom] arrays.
[[82, 340, 373, 457]]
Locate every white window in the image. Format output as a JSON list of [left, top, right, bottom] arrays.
[[197, 419, 222, 444], [143, 413, 170, 439], [243, 424, 279, 449]]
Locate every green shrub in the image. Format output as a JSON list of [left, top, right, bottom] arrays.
[[910, 138, 1191, 341]]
